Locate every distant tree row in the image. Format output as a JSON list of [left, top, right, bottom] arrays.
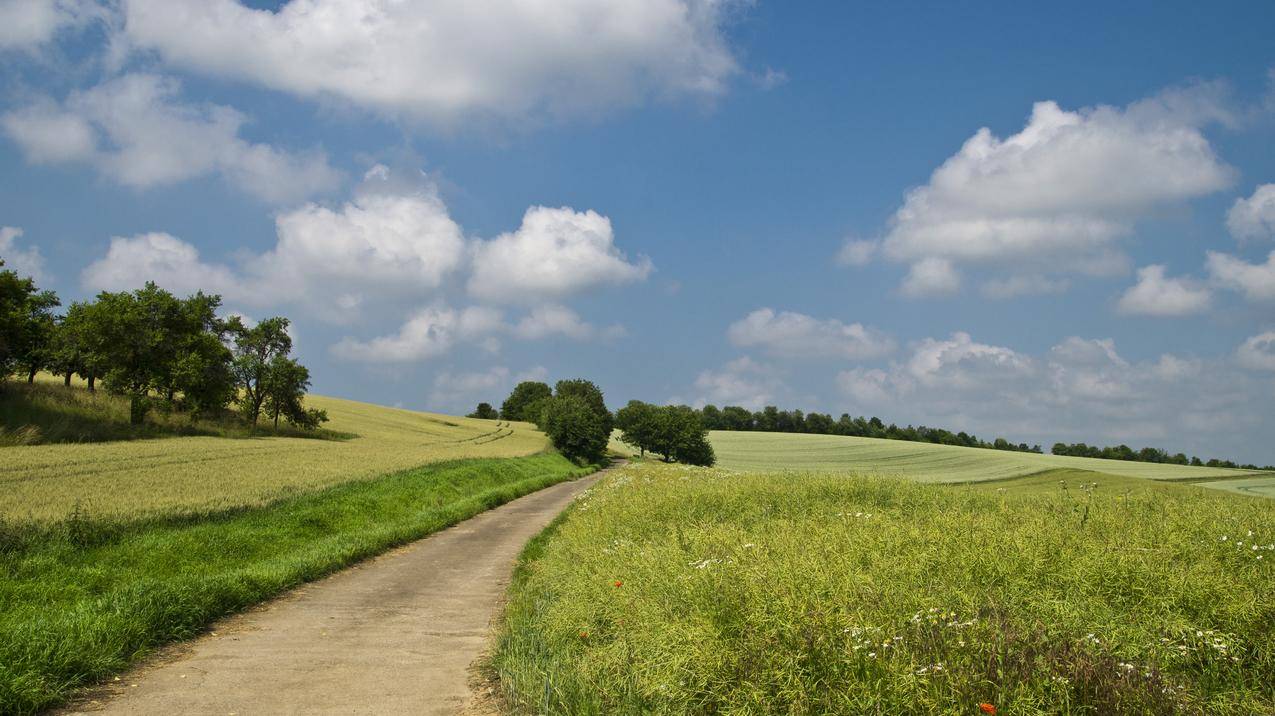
[[1051, 442, 1274, 471], [697, 404, 1043, 454], [1, 259, 324, 429]]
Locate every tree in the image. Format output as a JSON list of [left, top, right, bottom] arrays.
[[231, 316, 293, 426], [0, 260, 59, 382], [554, 378, 612, 435], [88, 283, 191, 424], [500, 381, 552, 422], [615, 400, 658, 457], [541, 394, 608, 464], [262, 356, 323, 429], [468, 402, 499, 420]]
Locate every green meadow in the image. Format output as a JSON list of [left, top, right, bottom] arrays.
[[491, 460, 1275, 715]]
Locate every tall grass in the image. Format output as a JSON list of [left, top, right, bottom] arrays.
[[0, 452, 594, 714], [492, 461, 1275, 714]]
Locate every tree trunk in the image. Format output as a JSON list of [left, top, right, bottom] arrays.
[[27, 368, 36, 384], [87, 373, 95, 392], [130, 394, 147, 425], [64, 372, 72, 387], [274, 410, 280, 429]]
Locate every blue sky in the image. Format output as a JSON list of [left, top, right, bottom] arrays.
[[2, 0, 1275, 462]]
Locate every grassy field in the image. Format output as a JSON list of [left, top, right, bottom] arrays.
[[1, 386, 548, 523], [0, 452, 593, 714], [491, 460, 1275, 714], [710, 430, 1272, 484]]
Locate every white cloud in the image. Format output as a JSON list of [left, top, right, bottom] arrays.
[[693, 357, 783, 409], [513, 304, 595, 340], [874, 87, 1235, 296], [119, 0, 742, 124], [1227, 184, 1275, 242], [900, 257, 960, 297], [727, 308, 895, 359], [1, 74, 341, 203], [1116, 264, 1212, 316], [837, 238, 878, 266], [0, 0, 101, 50], [81, 232, 243, 297], [1237, 331, 1275, 372], [0, 226, 46, 281], [1206, 250, 1275, 302], [81, 170, 469, 321], [428, 364, 549, 410], [330, 305, 502, 363], [833, 332, 1275, 460], [468, 206, 652, 304]]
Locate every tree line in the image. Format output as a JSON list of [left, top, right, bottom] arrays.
[[1050, 442, 1274, 471], [1, 259, 324, 429], [697, 403, 1043, 454]]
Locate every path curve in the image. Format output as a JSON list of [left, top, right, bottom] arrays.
[[62, 465, 613, 715]]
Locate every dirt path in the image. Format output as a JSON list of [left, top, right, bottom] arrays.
[[63, 467, 612, 715]]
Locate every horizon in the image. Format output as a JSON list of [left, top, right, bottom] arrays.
[[3, 1, 1275, 463]]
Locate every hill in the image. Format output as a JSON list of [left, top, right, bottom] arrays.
[[710, 430, 1274, 494], [1, 387, 549, 523]]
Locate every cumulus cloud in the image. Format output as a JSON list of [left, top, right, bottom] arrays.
[[833, 332, 1275, 460], [1227, 184, 1275, 242], [118, 0, 743, 124], [727, 308, 895, 359], [1116, 264, 1212, 316], [1206, 250, 1275, 302], [330, 305, 502, 363], [1237, 331, 1275, 372], [1, 73, 341, 203], [81, 169, 469, 320], [468, 206, 652, 304], [0, 226, 46, 281], [693, 357, 784, 409], [513, 304, 595, 340], [900, 257, 960, 297], [0, 0, 102, 50], [428, 365, 548, 409], [979, 275, 1069, 299], [872, 86, 1235, 296]]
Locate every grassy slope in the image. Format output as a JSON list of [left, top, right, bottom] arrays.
[[492, 461, 1275, 715], [710, 430, 1273, 484], [0, 453, 593, 714], [1, 384, 548, 522]]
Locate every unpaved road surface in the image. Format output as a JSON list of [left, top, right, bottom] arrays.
[[63, 468, 609, 715]]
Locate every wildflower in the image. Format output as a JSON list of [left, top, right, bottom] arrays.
[[979, 703, 997, 714], [579, 631, 588, 639], [614, 580, 623, 587]]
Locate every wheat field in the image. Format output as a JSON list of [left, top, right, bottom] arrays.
[[709, 430, 1270, 484], [0, 393, 549, 523]]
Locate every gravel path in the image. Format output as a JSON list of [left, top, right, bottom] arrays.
[[62, 468, 609, 715]]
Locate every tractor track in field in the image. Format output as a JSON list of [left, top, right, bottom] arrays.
[[60, 463, 616, 716]]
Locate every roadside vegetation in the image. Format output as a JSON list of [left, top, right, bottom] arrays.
[[492, 460, 1275, 714], [0, 452, 595, 714]]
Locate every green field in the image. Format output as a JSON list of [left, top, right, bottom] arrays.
[[491, 460, 1275, 714], [710, 430, 1271, 485], [1, 390, 548, 523]]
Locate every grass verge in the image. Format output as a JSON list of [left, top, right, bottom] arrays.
[[0, 452, 593, 714], [491, 461, 1275, 715]]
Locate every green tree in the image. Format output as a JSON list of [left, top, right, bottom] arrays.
[[500, 381, 552, 422], [89, 283, 191, 424], [553, 378, 613, 435], [0, 261, 59, 382], [542, 394, 608, 464], [468, 402, 499, 420], [615, 399, 658, 457], [262, 356, 313, 429], [231, 316, 293, 426]]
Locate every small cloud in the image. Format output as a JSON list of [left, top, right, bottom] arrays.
[[837, 238, 878, 267]]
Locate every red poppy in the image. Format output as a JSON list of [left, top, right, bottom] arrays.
[[978, 704, 996, 715], [614, 580, 623, 587], [579, 631, 588, 639]]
